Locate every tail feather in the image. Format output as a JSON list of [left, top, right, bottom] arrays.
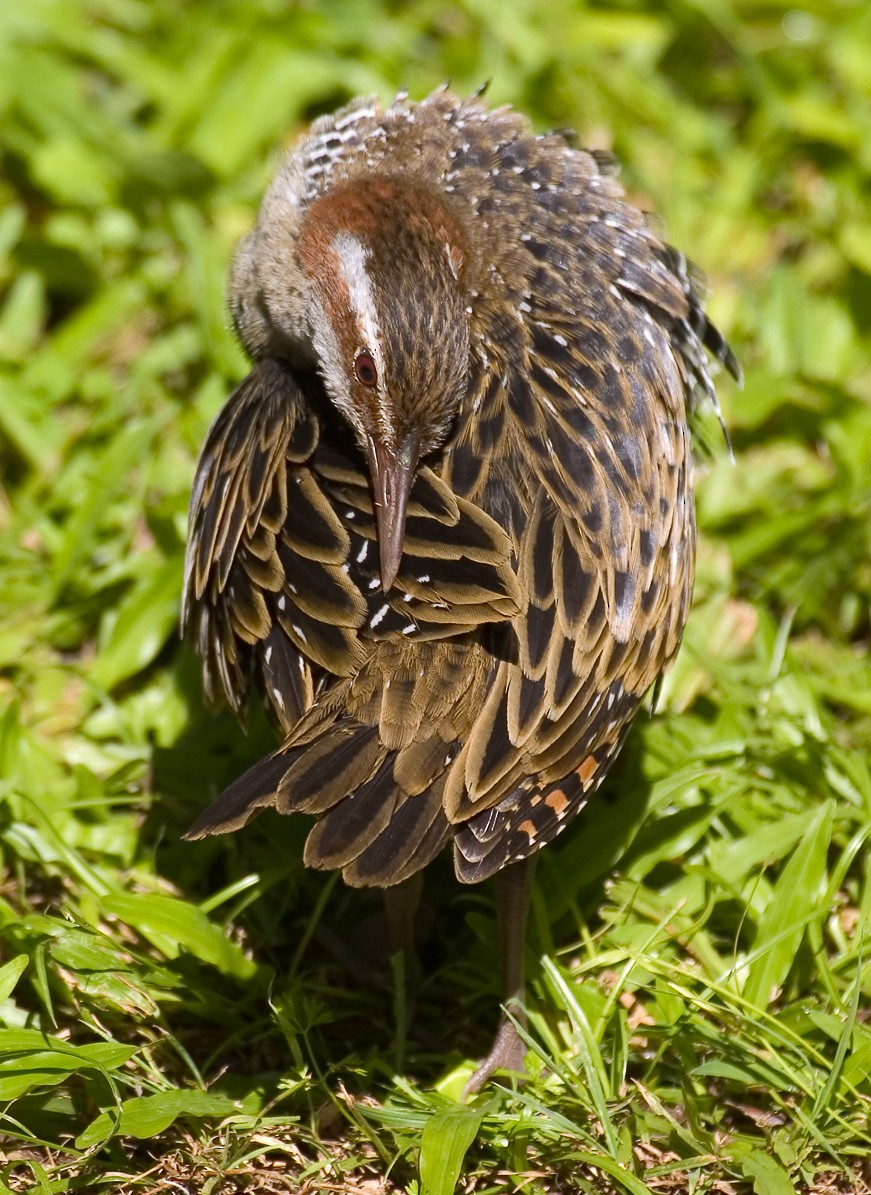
[[303, 758, 398, 869], [183, 750, 299, 839], [371, 799, 452, 887], [275, 722, 385, 814], [343, 782, 451, 887], [186, 710, 456, 884]]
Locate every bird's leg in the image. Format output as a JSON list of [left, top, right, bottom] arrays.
[[384, 872, 424, 1068], [384, 871, 424, 979], [464, 855, 536, 1097]]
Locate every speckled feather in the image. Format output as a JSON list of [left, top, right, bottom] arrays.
[[183, 88, 739, 886]]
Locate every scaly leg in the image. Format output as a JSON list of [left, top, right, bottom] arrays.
[[464, 856, 536, 1096], [384, 872, 425, 1071], [383, 871, 424, 984]]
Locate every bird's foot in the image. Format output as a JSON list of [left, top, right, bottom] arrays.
[[462, 1009, 528, 1098]]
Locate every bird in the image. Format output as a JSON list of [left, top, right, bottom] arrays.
[[182, 86, 740, 1093]]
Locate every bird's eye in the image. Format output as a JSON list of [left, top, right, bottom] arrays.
[[354, 351, 378, 387]]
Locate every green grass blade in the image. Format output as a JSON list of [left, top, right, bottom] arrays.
[[419, 1104, 485, 1195], [743, 801, 834, 1009]]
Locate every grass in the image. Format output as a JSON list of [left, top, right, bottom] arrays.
[[1, 0, 870, 1191]]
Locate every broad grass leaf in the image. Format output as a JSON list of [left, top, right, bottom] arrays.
[[0, 1056, 96, 1100], [49, 928, 161, 1017], [419, 1103, 485, 1195], [0, 1029, 135, 1068], [0, 201, 25, 257], [0, 269, 46, 358], [843, 1035, 871, 1090], [0, 1030, 136, 1100], [170, 202, 246, 377], [743, 801, 834, 1009], [732, 1146, 796, 1195], [31, 135, 117, 206], [76, 1089, 238, 1149], [100, 892, 258, 980], [711, 808, 819, 888], [561, 1150, 656, 1195], [50, 417, 161, 595], [92, 556, 184, 690], [0, 373, 61, 467], [841, 223, 871, 276], [185, 44, 335, 176], [27, 277, 148, 385], [0, 953, 28, 1002], [693, 1059, 795, 1090]]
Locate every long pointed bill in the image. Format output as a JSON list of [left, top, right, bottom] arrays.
[[366, 437, 417, 592]]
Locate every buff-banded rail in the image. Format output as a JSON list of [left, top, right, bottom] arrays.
[[182, 87, 740, 1092]]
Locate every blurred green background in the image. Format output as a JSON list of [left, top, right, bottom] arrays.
[[1, 1, 870, 1192]]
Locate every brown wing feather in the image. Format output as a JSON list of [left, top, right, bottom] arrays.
[[184, 363, 522, 855], [443, 146, 713, 880], [183, 359, 321, 725]]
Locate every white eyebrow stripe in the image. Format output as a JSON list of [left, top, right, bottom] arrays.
[[333, 233, 378, 343], [332, 232, 393, 441]]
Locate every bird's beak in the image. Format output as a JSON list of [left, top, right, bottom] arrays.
[[366, 436, 418, 592]]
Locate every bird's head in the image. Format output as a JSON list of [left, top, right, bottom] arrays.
[[234, 175, 472, 591]]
